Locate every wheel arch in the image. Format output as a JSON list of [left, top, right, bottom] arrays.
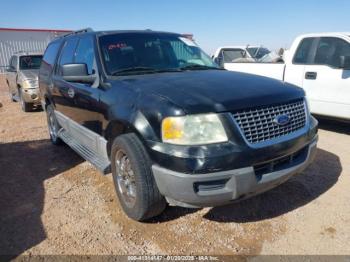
[[104, 110, 159, 157], [105, 119, 144, 157], [43, 95, 54, 109]]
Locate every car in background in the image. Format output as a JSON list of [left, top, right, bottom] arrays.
[[213, 33, 350, 121], [6, 51, 43, 112], [212, 45, 283, 65]]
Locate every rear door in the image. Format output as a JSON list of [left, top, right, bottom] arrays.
[[39, 40, 62, 106], [302, 37, 350, 119]]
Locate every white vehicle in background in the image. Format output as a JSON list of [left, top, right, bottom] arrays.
[[213, 33, 350, 121], [212, 45, 281, 63]]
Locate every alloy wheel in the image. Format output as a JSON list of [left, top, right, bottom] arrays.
[[114, 149, 137, 208]]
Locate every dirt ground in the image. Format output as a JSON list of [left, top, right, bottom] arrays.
[[0, 75, 349, 257]]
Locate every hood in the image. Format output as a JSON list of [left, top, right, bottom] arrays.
[[115, 70, 305, 114], [19, 69, 39, 80]]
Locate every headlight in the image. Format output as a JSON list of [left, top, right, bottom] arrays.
[[161, 114, 228, 145], [22, 79, 38, 88]]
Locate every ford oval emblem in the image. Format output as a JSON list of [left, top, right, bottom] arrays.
[[273, 114, 290, 126]]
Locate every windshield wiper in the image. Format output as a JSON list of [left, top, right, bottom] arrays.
[[179, 64, 223, 71], [111, 67, 158, 76], [111, 67, 183, 76]]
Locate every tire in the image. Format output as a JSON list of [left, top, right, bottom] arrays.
[[19, 89, 33, 112], [111, 133, 166, 221], [46, 105, 63, 145]]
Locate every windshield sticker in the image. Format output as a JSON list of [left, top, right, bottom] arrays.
[[179, 37, 197, 47], [108, 43, 127, 50]]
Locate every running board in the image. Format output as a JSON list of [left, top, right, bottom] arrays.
[[58, 129, 111, 174]]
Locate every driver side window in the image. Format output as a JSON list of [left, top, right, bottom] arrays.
[[56, 37, 79, 75], [75, 36, 96, 75]]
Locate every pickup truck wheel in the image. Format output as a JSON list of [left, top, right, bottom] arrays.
[[46, 105, 63, 145], [111, 133, 166, 221], [8, 86, 16, 102], [19, 89, 33, 112]]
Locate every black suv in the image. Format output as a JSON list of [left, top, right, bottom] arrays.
[[39, 29, 318, 221]]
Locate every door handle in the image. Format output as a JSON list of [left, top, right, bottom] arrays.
[[305, 72, 317, 80]]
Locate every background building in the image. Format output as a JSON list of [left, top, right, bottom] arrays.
[[0, 28, 70, 73]]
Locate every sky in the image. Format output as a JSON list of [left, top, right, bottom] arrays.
[[0, 0, 349, 54]]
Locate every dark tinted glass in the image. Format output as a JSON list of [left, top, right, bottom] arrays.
[[19, 55, 43, 70], [43, 42, 61, 67], [75, 36, 95, 75], [314, 37, 350, 67], [58, 38, 79, 74], [293, 38, 314, 64]]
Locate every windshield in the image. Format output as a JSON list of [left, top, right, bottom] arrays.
[[99, 33, 218, 75], [19, 55, 43, 70], [221, 49, 246, 62], [247, 47, 270, 59]]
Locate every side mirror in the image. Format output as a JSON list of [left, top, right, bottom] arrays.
[[62, 63, 96, 84], [339, 56, 350, 70], [7, 66, 15, 72]]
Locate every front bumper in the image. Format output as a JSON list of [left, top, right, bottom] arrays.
[[22, 88, 41, 104], [152, 136, 318, 208]]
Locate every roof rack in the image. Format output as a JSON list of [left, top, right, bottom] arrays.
[[61, 28, 93, 38]]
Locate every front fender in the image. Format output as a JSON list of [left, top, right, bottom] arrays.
[[105, 106, 158, 142]]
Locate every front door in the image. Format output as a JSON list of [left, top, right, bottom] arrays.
[[302, 37, 350, 120], [52, 35, 104, 149]]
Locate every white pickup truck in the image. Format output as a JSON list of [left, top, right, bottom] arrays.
[[213, 33, 350, 120]]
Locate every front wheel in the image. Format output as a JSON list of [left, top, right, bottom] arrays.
[[8, 84, 16, 102], [111, 133, 166, 221], [19, 89, 33, 112]]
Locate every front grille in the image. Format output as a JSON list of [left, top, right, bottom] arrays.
[[233, 99, 306, 144]]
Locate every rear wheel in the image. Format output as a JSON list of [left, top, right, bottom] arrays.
[[111, 133, 166, 221], [19, 89, 33, 112], [46, 105, 63, 145]]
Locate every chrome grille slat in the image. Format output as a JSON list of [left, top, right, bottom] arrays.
[[233, 100, 306, 144]]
